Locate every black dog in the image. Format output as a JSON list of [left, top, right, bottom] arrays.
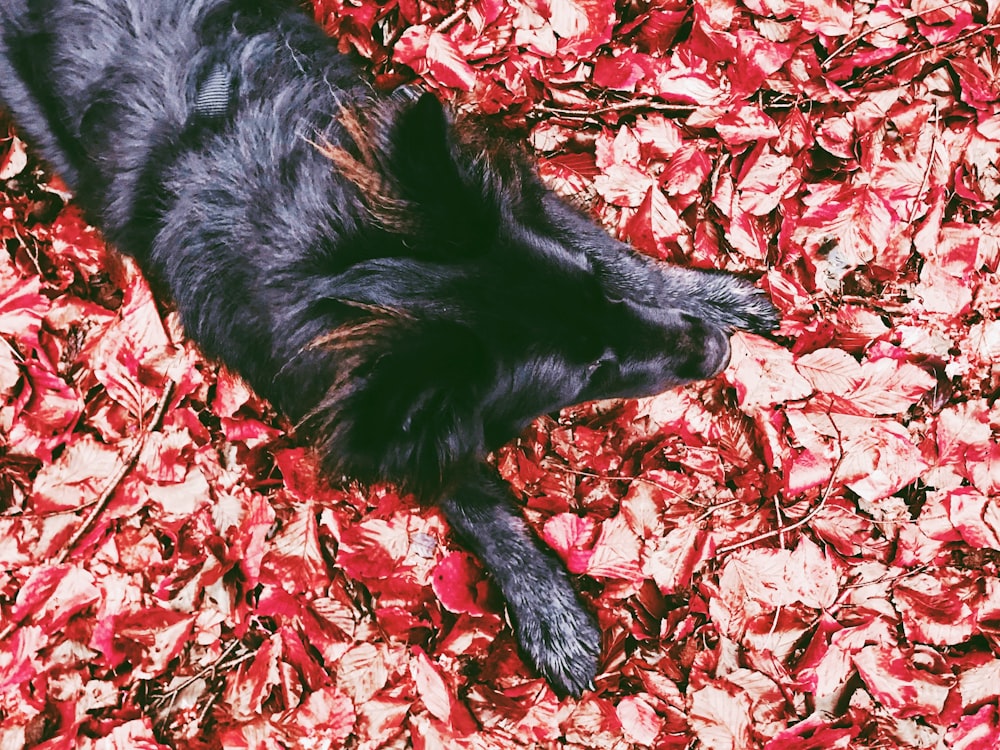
[[0, 0, 777, 696]]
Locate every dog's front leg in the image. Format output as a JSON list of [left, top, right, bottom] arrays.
[[440, 464, 601, 697]]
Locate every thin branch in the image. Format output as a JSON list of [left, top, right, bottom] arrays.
[[545, 461, 687, 501], [716, 451, 845, 555], [0, 379, 176, 644], [907, 101, 940, 226], [822, 0, 972, 69], [875, 21, 1000, 75], [774, 493, 787, 550], [694, 496, 748, 524], [434, 1, 468, 33], [58, 379, 175, 560], [149, 640, 254, 710], [529, 98, 698, 125]]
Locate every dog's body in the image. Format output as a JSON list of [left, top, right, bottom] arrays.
[[0, 0, 777, 695]]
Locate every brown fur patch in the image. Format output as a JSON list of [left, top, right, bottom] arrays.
[[295, 302, 413, 446], [310, 108, 416, 232]]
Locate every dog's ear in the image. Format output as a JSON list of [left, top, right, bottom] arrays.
[[390, 92, 466, 199]]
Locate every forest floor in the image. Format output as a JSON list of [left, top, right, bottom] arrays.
[[1, 0, 999, 747]]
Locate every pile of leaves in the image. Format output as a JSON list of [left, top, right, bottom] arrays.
[[1, 0, 999, 747]]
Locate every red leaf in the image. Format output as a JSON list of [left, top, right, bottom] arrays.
[[13, 565, 101, 631], [617, 694, 661, 745], [261, 503, 329, 594], [794, 348, 861, 395], [592, 52, 647, 91], [0, 134, 28, 180], [30, 434, 122, 512], [586, 514, 643, 581], [283, 686, 356, 744], [726, 333, 813, 413], [239, 493, 277, 586], [542, 512, 596, 573], [893, 571, 977, 646], [431, 552, 491, 616], [715, 105, 780, 146], [647, 524, 708, 594], [688, 683, 754, 750], [410, 647, 477, 733], [426, 32, 477, 91], [0, 625, 43, 690], [226, 635, 280, 720], [844, 357, 935, 415], [800, 0, 853, 36], [90, 720, 171, 750], [337, 516, 410, 581], [395, 27, 477, 91], [0, 270, 47, 344], [853, 644, 954, 717], [945, 705, 1000, 750], [113, 608, 195, 678], [624, 186, 686, 257], [410, 647, 452, 722], [548, 0, 616, 56], [912, 261, 973, 316]]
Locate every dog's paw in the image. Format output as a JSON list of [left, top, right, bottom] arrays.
[[718, 277, 781, 335], [665, 268, 780, 336], [511, 588, 601, 698], [734, 284, 781, 335]]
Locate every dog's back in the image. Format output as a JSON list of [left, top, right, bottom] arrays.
[[0, 0, 358, 243], [0, 0, 380, 404], [0, 0, 195, 190]]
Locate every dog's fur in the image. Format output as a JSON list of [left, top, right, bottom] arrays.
[[0, 0, 777, 696]]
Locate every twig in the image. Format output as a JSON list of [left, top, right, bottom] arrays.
[[821, 0, 972, 69], [716, 451, 845, 555], [774, 493, 787, 550], [435, 1, 468, 33], [693, 496, 747, 524], [545, 462, 686, 501], [0, 336, 24, 364], [907, 101, 940, 226], [529, 98, 699, 124], [0, 379, 176, 644], [875, 21, 1000, 75], [840, 563, 930, 592], [58, 379, 175, 560], [149, 641, 254, 710]]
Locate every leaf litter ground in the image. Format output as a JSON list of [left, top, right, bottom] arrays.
[[1, 0, 1000, 747]]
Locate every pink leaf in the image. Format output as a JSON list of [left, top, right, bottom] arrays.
[[411, 647, 452, 722], [543, 512, 596, 573], [853, 644, 954, 716], [617, 694, 661, 745], [586, 514, 643, 581], [426, 32, 477, 91], [726, 332, 813, 412], [794, 348, 861, 395], [13, 565, 101, 631], [261, 503, 329, 594], [432, 552, 491, 616]]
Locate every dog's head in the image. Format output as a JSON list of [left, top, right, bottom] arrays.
[[301, 93, 778, 490]]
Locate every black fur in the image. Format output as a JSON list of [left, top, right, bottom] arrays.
[[0, 0, 778, 696]]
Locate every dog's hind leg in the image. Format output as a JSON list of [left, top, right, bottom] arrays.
[[440, 464, 601, 697]]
